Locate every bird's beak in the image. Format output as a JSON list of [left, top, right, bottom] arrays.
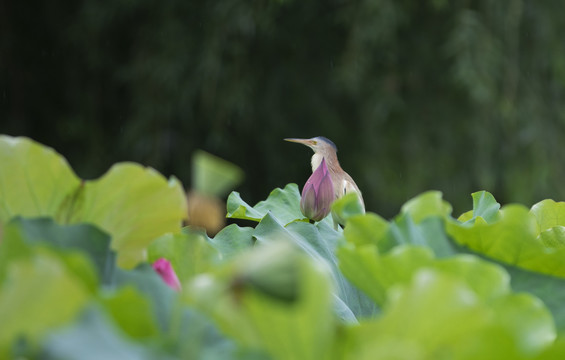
[[284, 138, 316, 147]]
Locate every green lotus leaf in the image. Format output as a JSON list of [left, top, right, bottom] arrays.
[[531, 199, 565, 233], [227, 183, 334, 227], [80, 163, 187, 268], [447, 202, 565, 277], [43, 307, 155, 360], [148, 229, 220, 283], [0, 136, 81, 223], [458, 191, 501, 223], [226, 183, 303, 224], [338, 240, 510, 306], [388, 215, 456, 257], [332, 193, 366, 224], [1, 217, 114, 287], [254, 213, 376, 319], [400, 190, 452, 224], [187, 241, 336, 360], [207, 224, 255, 259], [342, 213, 390, 248], [0, 136, 188, 269], [342, 269, 554, 360], [0, 253, 89, 356], [100, 286, 159, 339]]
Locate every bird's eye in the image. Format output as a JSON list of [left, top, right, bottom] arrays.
[[312, 141, 317, 145]]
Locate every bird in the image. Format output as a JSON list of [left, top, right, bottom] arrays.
[[285, 136, 365, 213]]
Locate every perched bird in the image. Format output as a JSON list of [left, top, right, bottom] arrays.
[[285, 136, 365, 213]]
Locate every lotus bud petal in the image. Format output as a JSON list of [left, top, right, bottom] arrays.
[[300, 158, 335, 222], [152, 258, 181, 291]]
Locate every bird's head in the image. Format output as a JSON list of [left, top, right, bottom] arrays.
[[284, 136, 337, 155]]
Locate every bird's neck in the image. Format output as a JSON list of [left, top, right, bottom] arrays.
[[311, 152, 340, 173]]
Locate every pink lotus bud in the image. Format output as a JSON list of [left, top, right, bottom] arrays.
[[152, 258, 181, 291], [300, 158, 335, 222]]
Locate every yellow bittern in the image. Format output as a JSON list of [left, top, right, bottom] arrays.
[[285, 136, 365, 213]]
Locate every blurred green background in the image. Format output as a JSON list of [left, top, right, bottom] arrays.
[[2, 0, 564, 218]]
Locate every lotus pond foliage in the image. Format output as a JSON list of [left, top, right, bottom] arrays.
[[1, 135, 565, 359]]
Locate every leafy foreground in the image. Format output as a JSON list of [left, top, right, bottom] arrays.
[[1, 135, 565, 359]]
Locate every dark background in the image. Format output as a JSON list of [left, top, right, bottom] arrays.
[[2, 0, 565, 218]]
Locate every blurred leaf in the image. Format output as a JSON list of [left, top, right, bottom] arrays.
[[447, 203, 565, 277], [175, 308, 248, 360], [1, 217, 114, 285], [0, 136, 188, 270], [43, 307, 156, 360], [538, 226, 565, 249], [254, 213, 377, 319], [338, 242, 510, 307], [0, 136, 81, 223], [188, 241, 337, 360], [208, 224, 255, 259], [111, 265, 177, 333], [500, 263, 565, 331], [531, 199, 565, 233], [342, 213, 390, 248], [100, 287, 159, 339], [343, 269, 554, 359], [192, 150, 244, 197], [332, 193, 365, 224], [400, 190, 452, 224], [388, 215, 456, 257], [80, 163, 188, 269], [147, 230, 220, 283], [0, 254, 89, 356]]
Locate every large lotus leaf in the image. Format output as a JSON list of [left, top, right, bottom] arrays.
[[99, 286, 159, 339], [111, 264, 176, 332], [337, 244, 434, 305], [331, 193, 366, 225], [187, 241, 336, 360], [0, 136, 81, 223], [226, 184, 302, 223], [342, 270, 554, 360], [79, 163, 187, 269], [253, 213, 377, 320], [43, 307, 154, 360], [535, 335, 565, 360], [0, 136, 188, 270], [175, 308, 244, 360], [227, 183, 334, 227], [207, 224, 255, 259], [447, 203, 565, 277], [0, 253, 89, 357], [531, 199, 565, 232], [341, 213, 390, 248], [457, 191, 501, 223], [387, 215, 456, 257], [1, 217, 114, 287], [338, 242, 510, 307], [400, 190, 452, 224], [497, 262, 565, 331], [147, 229, 220, 283], [531, 199, 565, 249]]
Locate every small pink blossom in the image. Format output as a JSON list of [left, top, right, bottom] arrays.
[[152, 258, 181, 291]]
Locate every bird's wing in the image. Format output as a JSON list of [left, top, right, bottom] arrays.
[[341, 178, 365, 212]]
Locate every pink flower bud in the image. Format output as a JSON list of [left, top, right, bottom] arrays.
[[300, 158, 335, 222], [152, 258, 181, 291]]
